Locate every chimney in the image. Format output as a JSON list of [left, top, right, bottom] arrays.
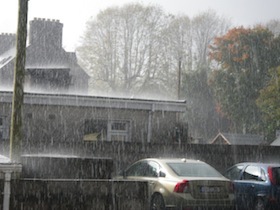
[[29, 18, 63, 48], [0, 33, 16, 54]]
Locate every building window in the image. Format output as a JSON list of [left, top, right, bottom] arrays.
[[83, 119, 131, 142], [0, 116, 9, 140], [84, 119, 107, 141], [108, 120, 130, 142]]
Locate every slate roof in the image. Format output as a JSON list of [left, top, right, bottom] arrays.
[[25, 44, 89, 77], [0, 47, 15, 68], [210, 132, 265, 145], [0, 90, 187, 112], [270, 136, 280, 146], [0, 43, 89, 78]]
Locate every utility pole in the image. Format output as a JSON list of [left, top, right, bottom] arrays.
[[10, 0, 29, 162], [177, 57, 182, 100], [176, 58, 182, 145]]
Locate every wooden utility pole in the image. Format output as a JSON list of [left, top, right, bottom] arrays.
[[178, 58, 182, 100], [9, 0, 29, 162]]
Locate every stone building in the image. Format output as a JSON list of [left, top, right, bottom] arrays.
[[0, 18, 89, 93]]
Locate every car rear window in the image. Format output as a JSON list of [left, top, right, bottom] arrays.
[[167, 162, 223, 177]]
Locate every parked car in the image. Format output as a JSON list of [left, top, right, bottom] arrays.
[[116, 158, 235, 210], [224, 162, 280, 210]]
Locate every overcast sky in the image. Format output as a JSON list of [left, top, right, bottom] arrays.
[[1, 0, 280, 51]]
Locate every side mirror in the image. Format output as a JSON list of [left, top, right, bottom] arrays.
[[159, 171, 166, 178]]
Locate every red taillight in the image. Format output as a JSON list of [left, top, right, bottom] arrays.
[[174, 180, 189, 193], [268, 167, 277, 185]]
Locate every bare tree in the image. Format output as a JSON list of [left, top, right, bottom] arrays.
[[77, 3, 167, 97], [191, 10, 231, 70], [266, 19, 280, 36], [77, 5, 231, 102], [157, 15, 192, 98]]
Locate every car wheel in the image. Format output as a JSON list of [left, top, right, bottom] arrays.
[[150, 193, 166, 210], [254, 197, 265, 210]]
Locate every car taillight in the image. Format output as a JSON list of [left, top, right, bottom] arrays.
[[268, 167, 277, 185], [174, 180, 190, 193]]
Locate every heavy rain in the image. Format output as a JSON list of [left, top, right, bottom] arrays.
[[0, 0, 280, 209]]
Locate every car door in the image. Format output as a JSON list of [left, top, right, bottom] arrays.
[[142, 161, 162, 192], [237, 165, 268, 209], [125, 160, 162, 200], [224, 164, 245, 207], [235, 165, 259, 208]]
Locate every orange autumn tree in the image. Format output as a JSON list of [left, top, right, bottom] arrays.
[[209, 26, 278, 135]]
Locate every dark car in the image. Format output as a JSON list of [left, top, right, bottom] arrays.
[[116, 158, 235, 210], [224, 162, 280, 210]]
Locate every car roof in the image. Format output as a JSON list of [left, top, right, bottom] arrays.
[[234, 162, 280, 168], [140, 158, 204, 164]]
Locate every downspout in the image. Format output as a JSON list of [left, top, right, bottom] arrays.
[[3, 171, 12, 210], [147, 104, 155, 143]]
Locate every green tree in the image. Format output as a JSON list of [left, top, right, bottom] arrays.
[[180, 10, 231, 141], [256, 66, 280, 141], [182, 67, 230, 141], [209, 26, 277, 134]]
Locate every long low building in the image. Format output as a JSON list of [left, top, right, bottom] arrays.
[[0, 90, 187, 154]]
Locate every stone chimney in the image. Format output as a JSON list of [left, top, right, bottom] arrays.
[[0, 33, 16, 55], [29, 18, 63, 48]]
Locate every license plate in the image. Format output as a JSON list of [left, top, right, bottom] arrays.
[[200, 186, 221, 193]]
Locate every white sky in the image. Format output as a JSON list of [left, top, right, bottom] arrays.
[[1, 0, 280, 51]]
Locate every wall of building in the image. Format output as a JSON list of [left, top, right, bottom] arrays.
[[0, 100, 185, 147]]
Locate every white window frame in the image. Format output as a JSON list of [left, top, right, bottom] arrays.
[[108, 120, 131, 142]]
